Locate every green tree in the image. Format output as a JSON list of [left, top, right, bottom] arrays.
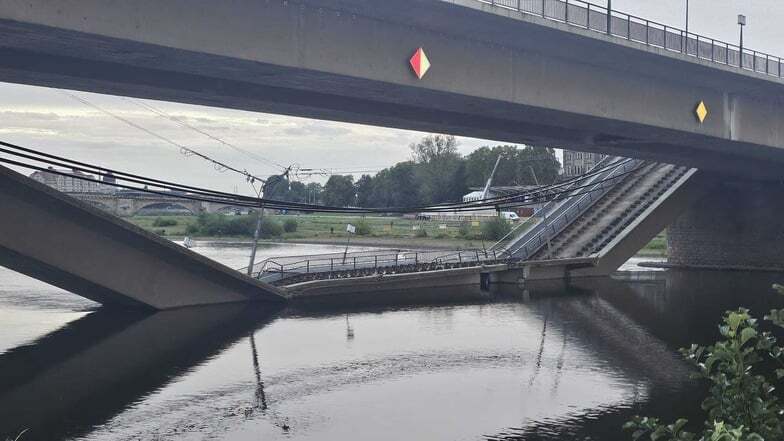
[[464, 145, 560, 188], [368, 161, 422, 208], [263, 173, 291, 201], [355, 174, 374, 207], [410, 134, 465, 205], [322, 175, 355, 207], [410, 134, 459, 163], [305, 182, 323, 205], [287, 181, 308, 203]]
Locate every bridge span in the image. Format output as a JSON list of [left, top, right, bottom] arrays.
[[1, 0, 784, 176], [1, 0, 783, 294], [253, 156, 779, 296], [0, 166, 285, 309]]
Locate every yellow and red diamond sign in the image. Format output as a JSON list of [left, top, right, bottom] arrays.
[[409, 47, 431, 79]]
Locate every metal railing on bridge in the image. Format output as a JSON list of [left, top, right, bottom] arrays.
[[249, 248, 504, 285], [473, 0, 783, 77], [490, 155, 620, 253], [493, 157, 642, 260]]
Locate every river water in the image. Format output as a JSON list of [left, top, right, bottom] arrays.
[[1, 241, 783, 440]]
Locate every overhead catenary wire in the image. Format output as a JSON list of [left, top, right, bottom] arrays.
[[0, 139, 635, 211], [61, 91, 271, 185], [0, 138, 631, 207], [124, 98, 290, 173], [0, 140, 642, 214], [1, 153, 640, 215]]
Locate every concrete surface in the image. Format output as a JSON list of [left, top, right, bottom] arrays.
[[0, 165, 285, 309], [0, 0, 783, 177]]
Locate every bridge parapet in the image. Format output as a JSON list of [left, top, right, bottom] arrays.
[[469, 0, 782, 78]]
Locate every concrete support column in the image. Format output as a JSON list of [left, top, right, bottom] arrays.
[[667, 179, 784, 271]]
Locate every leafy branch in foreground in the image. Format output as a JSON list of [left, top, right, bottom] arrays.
[[624, 284, 784, 441]]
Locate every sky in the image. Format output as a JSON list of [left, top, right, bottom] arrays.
[[0, 0, 780, 196]]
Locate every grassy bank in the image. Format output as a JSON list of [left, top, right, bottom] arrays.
[[127, 214, 494, 249], [126, 214, 668, 256], [637, 231, 667, 257]]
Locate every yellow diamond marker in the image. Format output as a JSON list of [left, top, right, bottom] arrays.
[[695, 101, 709, 123]]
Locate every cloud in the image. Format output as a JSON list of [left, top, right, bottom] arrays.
[[0, 83, 529, 195]]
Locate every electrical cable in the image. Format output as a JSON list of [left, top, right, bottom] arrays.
[[0, 139, 638, 213], [124, 98, 290, 173], [1, 154, 642, 215], [0, 154, 643, 216], [61, 91, 270, 185]]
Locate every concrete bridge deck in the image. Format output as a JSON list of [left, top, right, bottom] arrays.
[[1, 0, 784, 177], [0, 165, 285, 309]]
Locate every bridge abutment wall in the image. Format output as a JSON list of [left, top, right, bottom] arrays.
[[667, 179, 784, 271]]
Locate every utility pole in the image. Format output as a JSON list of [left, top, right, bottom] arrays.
[[246, 167, 291, 276], [606, 0, 612, 35]]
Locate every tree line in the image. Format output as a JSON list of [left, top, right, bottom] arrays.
[[264, 135, 561, 208]]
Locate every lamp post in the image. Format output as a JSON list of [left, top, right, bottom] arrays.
[[738, 14, 746, 68], [683, 0, 689, 52]]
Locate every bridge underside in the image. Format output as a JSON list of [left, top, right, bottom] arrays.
[[0, 0, 783, 178], [0, 166, 285, 309]]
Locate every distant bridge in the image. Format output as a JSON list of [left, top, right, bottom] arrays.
[[68, 191, 244, 217]]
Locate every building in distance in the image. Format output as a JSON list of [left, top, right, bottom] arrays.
[[29, 167, 117, 193], [562, 150, 605, 177]]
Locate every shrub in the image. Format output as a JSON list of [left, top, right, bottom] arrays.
[[481, 217, 511, 241], [283, 218, 298, 233], [624, 283, 784, 441], [458, 222, 472, 238], [152, 217, 178, 227], [257, 217, 283, 238], [415, 228, 428, 238], [186, 214, 282, 238], [355, 220, 371, 236], [153, 229, 166, 235]]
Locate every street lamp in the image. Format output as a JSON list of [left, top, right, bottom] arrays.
[[738, 14, 746, 67], [684, 0, 689, 52]]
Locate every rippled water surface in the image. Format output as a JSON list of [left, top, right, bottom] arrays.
[[1, 241, 782, 440]]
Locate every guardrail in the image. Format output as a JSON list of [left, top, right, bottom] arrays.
[[491, 156, 622, 255], [488, 155, 620, 253], [253, 248, 503, 284], [505, 157, 642, 259], [475, 0, 782, 77]]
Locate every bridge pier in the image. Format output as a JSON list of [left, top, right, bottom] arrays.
[[667, 179, 784, 271]]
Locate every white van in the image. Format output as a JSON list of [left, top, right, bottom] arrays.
[[500, 211, 520, 221]]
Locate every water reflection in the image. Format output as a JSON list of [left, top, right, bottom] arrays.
[[2, 267, 783, 440], [0, 304, 278, 441]]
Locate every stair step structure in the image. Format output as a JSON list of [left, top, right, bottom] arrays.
[[497, 158, 691, 262]]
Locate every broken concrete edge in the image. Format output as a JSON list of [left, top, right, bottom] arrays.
[[0, 165, 286, 302]]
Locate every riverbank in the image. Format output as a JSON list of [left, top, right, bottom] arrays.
[[127, 214, 668, 256]]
